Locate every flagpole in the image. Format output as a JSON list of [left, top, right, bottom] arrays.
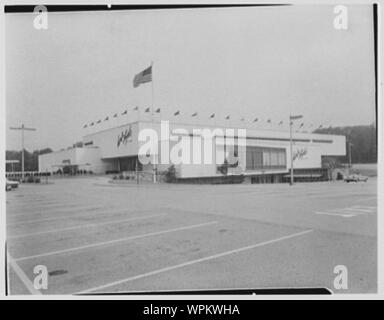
[[150, 61, 157, 183], [151, 61, 154, 118]]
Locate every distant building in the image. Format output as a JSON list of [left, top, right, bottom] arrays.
[[38, 115, 346, 183]]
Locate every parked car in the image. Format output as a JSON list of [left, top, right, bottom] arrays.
[[6, 179, 19, 190], [344, 174, 368, 183]]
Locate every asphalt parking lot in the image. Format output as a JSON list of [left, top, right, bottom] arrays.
[[6, 176, 377, 295]]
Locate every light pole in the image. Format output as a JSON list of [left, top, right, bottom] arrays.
[[289, 114, 303, 186], [9, 123, 37, 180]]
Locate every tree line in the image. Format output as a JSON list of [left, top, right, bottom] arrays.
[[313, 123, 377, 164], [6, 148, 53, 172]]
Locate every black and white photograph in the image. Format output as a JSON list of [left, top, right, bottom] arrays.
[[2, 2, 380, 298]]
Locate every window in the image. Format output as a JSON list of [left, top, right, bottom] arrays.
[[263, 150, 271, 167], [226, 144, 239, 167], [246, 146, 286, 170]]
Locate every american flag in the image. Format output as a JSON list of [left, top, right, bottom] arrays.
[[133, 65, 152, 88]]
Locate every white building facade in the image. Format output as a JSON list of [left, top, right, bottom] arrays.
[[39, 117, 346, 183]]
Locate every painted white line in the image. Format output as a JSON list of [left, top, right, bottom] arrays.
[[7, 252, 42, 295], [77, 229, 313, 294], [7, 208, 141, 226], [14, 221, 218, 262], [334, 208, 371, 214], [7, 197, 86, 205], [315, 206, 377, 218], [351, 205, 377, 210], [7, 205, 101, 218], [8, 202, 82, 209], [345, 208, 373, 213], [315, 211, 356, 218], [7, 206, 111, 222], [8, 214, 167, 240]]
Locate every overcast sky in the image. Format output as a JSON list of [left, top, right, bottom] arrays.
[[5, 5, 376, 151]]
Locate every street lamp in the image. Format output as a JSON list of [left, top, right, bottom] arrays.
[[9, 123, 37, 180], [289, 114, 303, 186]]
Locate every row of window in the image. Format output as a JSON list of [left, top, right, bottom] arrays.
[[246, 146, 286, 170]]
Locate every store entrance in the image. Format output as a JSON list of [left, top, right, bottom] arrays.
[[118, 156, 142, 172]]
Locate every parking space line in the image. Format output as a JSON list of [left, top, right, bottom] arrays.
[[344, 208, 372, 213], [7, 213, 168, 240], [7, 205, 102, 218], [77, 229, 313, 294], [7, 208, 147, 226], [14, 221, 218, 262], [315, 205, 377, 218], [315, 211, 355, 218], [7, 252, 42, 295]]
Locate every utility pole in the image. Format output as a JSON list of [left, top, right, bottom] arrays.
[[289, 115, 303, 186], [348, 141, 354, 168], [9, 124, 37, 180]]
